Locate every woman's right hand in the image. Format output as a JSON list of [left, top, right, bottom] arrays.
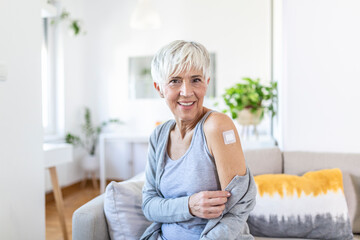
[[188, 191, 230, 219]]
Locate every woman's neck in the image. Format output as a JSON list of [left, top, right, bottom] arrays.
[[174, 107, 208, 139]]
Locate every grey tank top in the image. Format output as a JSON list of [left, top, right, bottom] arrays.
[[159, 111, 221, 240]]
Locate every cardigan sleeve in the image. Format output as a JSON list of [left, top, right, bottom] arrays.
[[200, 169, 257, 240], [141, 126, 195, 223]]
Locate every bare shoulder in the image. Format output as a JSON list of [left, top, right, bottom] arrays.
[[204, 111, 237, 138], [203, 111, 239, 155]]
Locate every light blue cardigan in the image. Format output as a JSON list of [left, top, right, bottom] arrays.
[[140, 120, 257, 240]]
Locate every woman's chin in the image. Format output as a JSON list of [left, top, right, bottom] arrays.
[[174, 109, 203, 122]]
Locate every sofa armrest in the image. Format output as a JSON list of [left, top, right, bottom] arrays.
[[72, 194, 110, 240]]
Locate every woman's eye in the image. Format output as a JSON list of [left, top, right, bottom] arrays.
[[193, 78, 202, 83], [169, 79, 179, 84]]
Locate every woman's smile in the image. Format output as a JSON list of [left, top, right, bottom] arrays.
[[178, 101, 196, 108]]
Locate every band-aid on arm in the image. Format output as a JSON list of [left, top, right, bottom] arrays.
[[223, 130, 236, 145]]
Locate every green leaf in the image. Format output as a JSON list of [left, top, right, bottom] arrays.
[[231, 112, 237, 119], [71, 20, 80, 35], [60, 10, 70, 20]]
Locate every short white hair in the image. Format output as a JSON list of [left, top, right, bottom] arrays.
[[151, 40, 211, 84]]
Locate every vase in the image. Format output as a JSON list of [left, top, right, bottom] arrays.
[[81, 154, 99, 190], [236, 108, 263, 126], [81, 154, 99, 172], [237, 108, 264, 139]]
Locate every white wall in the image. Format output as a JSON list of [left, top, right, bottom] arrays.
[[0, 0, 45, 239], [81, 0, 271, 179], [276, 0, 360, 152], [42, 0, 360, 189], [83, 0, 271, 120]]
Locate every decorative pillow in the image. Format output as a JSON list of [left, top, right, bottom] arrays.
[[104, 175, 151, 240], [351, 174, 360, 233], [248, 168, 353, 239], [343, 171, 358, 232]]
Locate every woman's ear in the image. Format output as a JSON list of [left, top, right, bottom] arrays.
[[207, 77, 210, 85], [154, 82, 164, 98]]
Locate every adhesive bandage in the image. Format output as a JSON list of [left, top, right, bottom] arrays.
[[223, 130, 236, 145]]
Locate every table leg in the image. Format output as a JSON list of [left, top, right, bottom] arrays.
[[49, 166, 68, 240], [129, 142, 135, 177], [91, 171, 98, 189], [99, 135, 106, 193]]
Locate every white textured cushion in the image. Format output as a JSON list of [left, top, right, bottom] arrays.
[[104, 174, 151, 240], [248, 169, 353, 239]]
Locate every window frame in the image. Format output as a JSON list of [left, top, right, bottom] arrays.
[[41, 2, 65, 142]]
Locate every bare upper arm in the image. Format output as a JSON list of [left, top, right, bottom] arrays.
[[204, 112, 247, 190]]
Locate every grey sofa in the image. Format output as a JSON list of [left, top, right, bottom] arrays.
[[72, 147, 360, 240]]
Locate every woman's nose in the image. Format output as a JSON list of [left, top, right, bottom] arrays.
[[180, 81, 194, 97]]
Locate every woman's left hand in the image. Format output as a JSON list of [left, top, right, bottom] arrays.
[[188, 190, 231, 219]]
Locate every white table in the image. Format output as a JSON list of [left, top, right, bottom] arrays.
[[43, 143, 73, 240], [99, 133, 149, 193]]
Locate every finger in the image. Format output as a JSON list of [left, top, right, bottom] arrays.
[[203, 191, 231, 198], [196, 196, 226, 208], [208, 204, 226, 213], [206, 197, 228, 206], [203, 213, 222, 219], [202, 206, 226, 219], [200, 205, 225, 216]]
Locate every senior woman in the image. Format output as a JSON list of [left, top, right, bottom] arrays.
[[141, 40, 257, 240]]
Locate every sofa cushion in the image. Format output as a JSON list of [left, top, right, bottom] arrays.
[[248, 168, 353, 239], [103, 173, 151, 240], [72, 194, 110, 240], [255, 238, 309, 240], [283, 151, 360, 232], [351, 174, 360, 233], [244, 147, 282, 176]]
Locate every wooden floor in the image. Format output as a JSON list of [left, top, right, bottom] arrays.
[[45, 182, 100, 240]]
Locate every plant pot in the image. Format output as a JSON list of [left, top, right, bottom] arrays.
[[236, 108, 263, 126], [82, 154, 99, 172]]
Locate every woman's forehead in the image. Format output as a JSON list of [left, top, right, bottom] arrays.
[[169, 68, 203, 78]]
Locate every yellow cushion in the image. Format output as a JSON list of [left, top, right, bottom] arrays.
[[255, 168, 344, 198], [247, 169, 353, 239]]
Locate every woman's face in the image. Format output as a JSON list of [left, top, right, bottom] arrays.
[[154, 68, 209, 123]]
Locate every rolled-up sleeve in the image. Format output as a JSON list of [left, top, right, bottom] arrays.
[[200, 169, 257, 240]]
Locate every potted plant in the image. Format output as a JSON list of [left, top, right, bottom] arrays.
[[221, 77, 277, 128], [65, 107, 122, 172]]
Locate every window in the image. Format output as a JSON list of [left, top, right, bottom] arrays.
[[41, 3, 64, 141]]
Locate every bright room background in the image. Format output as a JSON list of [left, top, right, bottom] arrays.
[[0, 0, 360, 239], [46, 0, 272, 191]]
